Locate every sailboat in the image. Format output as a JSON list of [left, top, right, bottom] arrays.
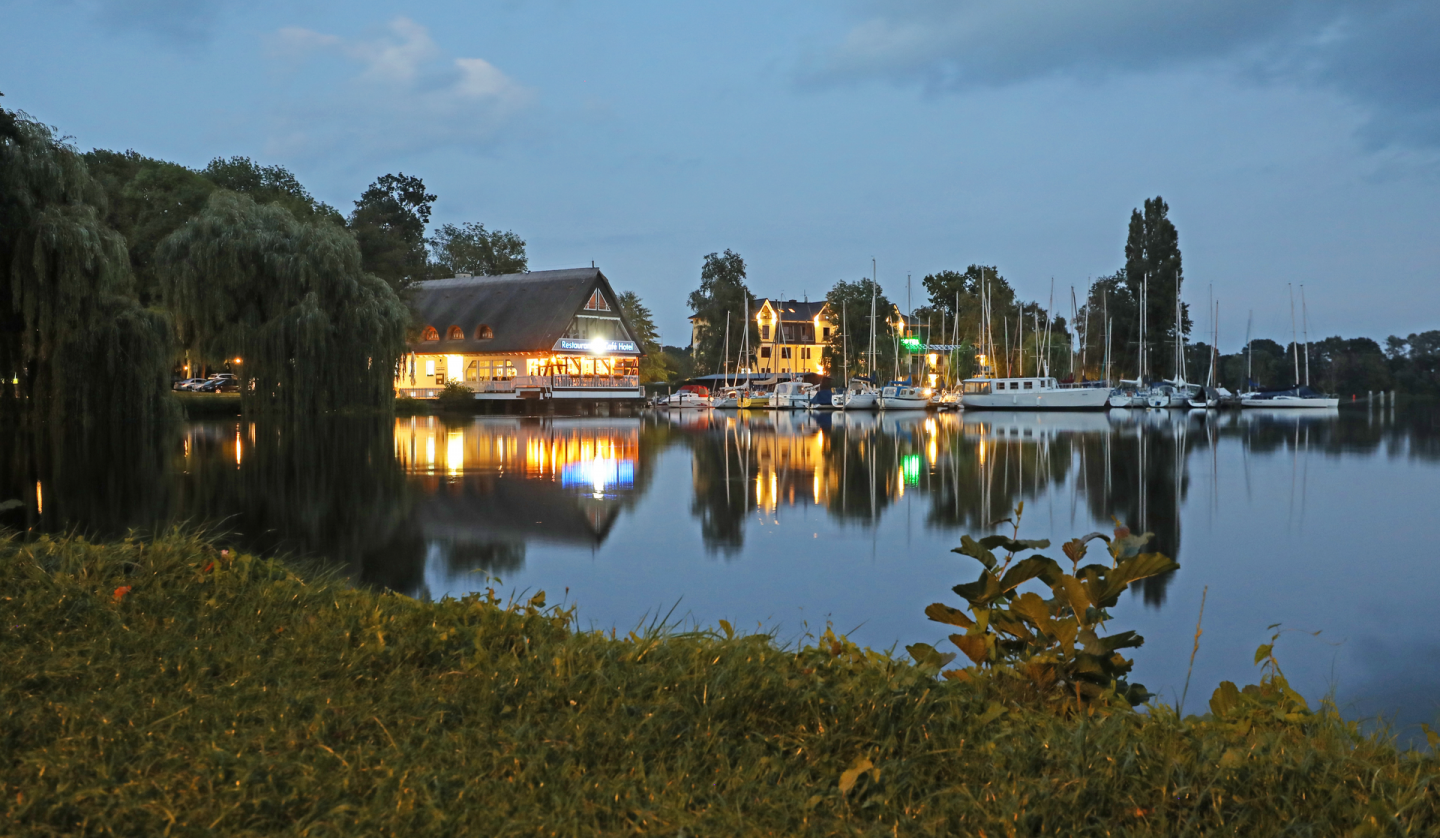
[[843, 269, 881, 411], [1241, 285, 1338, 408]]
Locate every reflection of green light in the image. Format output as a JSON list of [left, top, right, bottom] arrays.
[[902, 454, 921, 485], [901, 338, 924, 352]]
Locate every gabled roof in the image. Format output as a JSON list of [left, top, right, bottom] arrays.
[[408, 268, 640, 355], [759, 299, 828, 322]]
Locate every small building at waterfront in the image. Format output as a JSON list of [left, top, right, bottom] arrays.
[[688, 297, 833, 376], [397, 268, 645, 402]]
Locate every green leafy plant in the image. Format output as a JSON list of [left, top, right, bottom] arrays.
[[435, 380, 475, 411], [910, 503, 1178, 707], [1207, 625, 1313, 725]]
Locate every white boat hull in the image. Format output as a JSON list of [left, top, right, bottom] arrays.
[[962, 388, 1111, 411], [843, 392, 879, 411], [1241, 395, 1340, 408], [879, 396, 929, 410]]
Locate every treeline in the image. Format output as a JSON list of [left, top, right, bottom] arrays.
[[686, 196, 1434, 396], [4, 106, 679, 422]]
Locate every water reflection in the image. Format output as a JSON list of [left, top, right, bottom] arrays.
[[4, 402, 1437, 735]]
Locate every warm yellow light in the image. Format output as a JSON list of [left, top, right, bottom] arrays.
[[447, 430, 464, 475], [977, 354, 988, 366], [927, 353, 938, 365], [35, 481, 42, 515], [233, 357, 243, 364], [927, 374, 937, 387]]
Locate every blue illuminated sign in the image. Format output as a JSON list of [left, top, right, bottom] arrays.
[[554, 338, 639, 354]]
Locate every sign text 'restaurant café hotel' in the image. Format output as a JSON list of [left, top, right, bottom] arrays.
[[396, 268, 645, 402]]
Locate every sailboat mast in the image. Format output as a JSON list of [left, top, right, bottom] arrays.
[[1245, 309, 1253, 387], [1140, 269, 1147, 383], [869, 261, 877, 379], [719, 310, 730, 380], [1301, 283, 1310, 387], [1289, 283, 1300, 387], [841, 303, 848, 388]]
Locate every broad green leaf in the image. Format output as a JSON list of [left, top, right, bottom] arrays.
[[979, 535, 1052, 554], [998, 556, 1063, 593], [952, 536, 998, 570], [1210, 681, 1241, 717], [950, 633, 988, 665], [906, 642, 956, 671], [718, 619, 734, 640], [1057, 575, 1092, 621], [953, 572, 1002, 606], [1254, 644, 1273, 665], [1010, 592, 1055, 636], [924, 602, 974, 628], [1098, 552, 1178, 601], [990, 610, 1035, 642]]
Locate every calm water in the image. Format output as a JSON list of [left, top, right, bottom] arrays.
[[6, 403, 1439, 734]]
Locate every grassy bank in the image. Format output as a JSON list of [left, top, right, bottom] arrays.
[[4, 533, 1437, 836]]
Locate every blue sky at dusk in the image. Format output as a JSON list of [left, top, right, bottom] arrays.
[[4, 0, 1438, 346]]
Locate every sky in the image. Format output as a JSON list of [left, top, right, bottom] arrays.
[[4, 0, 1438, 348]]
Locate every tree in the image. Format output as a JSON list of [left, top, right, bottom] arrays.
[[429, 221, 527, 277], [201, 156, 343, 226], [616, 290, 673, 383], [348, 173, 435, 292], [1, 110, 173, 425], [158, 191, 410, 414], [823, 278, 897, 380], [686, 250, 756, 376], [83, 149, 216, 306], [1123, 197, 1189, 380]]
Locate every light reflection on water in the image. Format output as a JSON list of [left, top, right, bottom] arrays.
[[3, 402, 1438, 737]]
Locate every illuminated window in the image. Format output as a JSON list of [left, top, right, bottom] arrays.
[[425, 359, 436, 376], [476, 324, 494, 340], [585, 290, 610, 311], [760, 324, 770, 340], [466, 361, 478, 381], [822, 327, 831, 340], [422, 326, 439, 341], [447, 325, 464, 340]]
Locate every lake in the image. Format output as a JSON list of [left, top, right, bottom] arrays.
[[5, 402, 1438, 736]]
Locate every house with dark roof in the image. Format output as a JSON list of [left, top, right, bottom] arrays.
[[398, 268, 645, 401], [753, 298, 832, 375]]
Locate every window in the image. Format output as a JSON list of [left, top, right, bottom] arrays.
[[760, 324, 770, 340], [422, 326, 439, 341], [822, 327, 831, 340], [476, 324, 494, 340], [466, 361, 478, 382], [800, 348, 811, 360], [1023, 381, 1033, 390], [780, 347, 792, 359], [446, 325, 464, 340], [759, 347, 771, 358], [585, 290, 610, 311], [424, 359, 436, 376]]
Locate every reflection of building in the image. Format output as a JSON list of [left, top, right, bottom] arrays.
[[397, 268, 644, 402], [394, 418, 640, 547]]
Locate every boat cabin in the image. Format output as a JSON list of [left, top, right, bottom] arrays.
[[962, 377, 1060, 395]]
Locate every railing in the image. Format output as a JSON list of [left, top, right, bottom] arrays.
[[397, 375, 639, 398]]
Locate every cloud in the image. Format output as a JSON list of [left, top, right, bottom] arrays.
[[806, 0, 1440, 148], [264, 17, 533, 159]]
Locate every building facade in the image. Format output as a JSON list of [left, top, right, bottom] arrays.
[[754, 299, 831, 375], [398, 268, 645, 401]]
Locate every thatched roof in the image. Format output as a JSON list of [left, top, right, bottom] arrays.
[[407, 268, 641, 355]]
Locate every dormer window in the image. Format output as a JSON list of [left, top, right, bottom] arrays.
[[476, 324, 494, 340], [422, 326, 439, 341], [585, 290, 610, 311], [446, 325, 464, 340]]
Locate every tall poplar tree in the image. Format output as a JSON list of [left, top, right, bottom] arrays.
[[1123, 196, 1189, 380], [0, 109, 173, 425]]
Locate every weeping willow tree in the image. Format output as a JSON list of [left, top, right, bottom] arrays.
[[158, 191, 409, 414], [0, 109, 174, 425]]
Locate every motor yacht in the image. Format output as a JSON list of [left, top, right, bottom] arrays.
[[878, 381, 930, 410], [960, 377, 1111, 411]]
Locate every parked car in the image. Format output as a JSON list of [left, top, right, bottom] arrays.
[[173, 378, 206, 391], [192, 379, 226, 393]]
